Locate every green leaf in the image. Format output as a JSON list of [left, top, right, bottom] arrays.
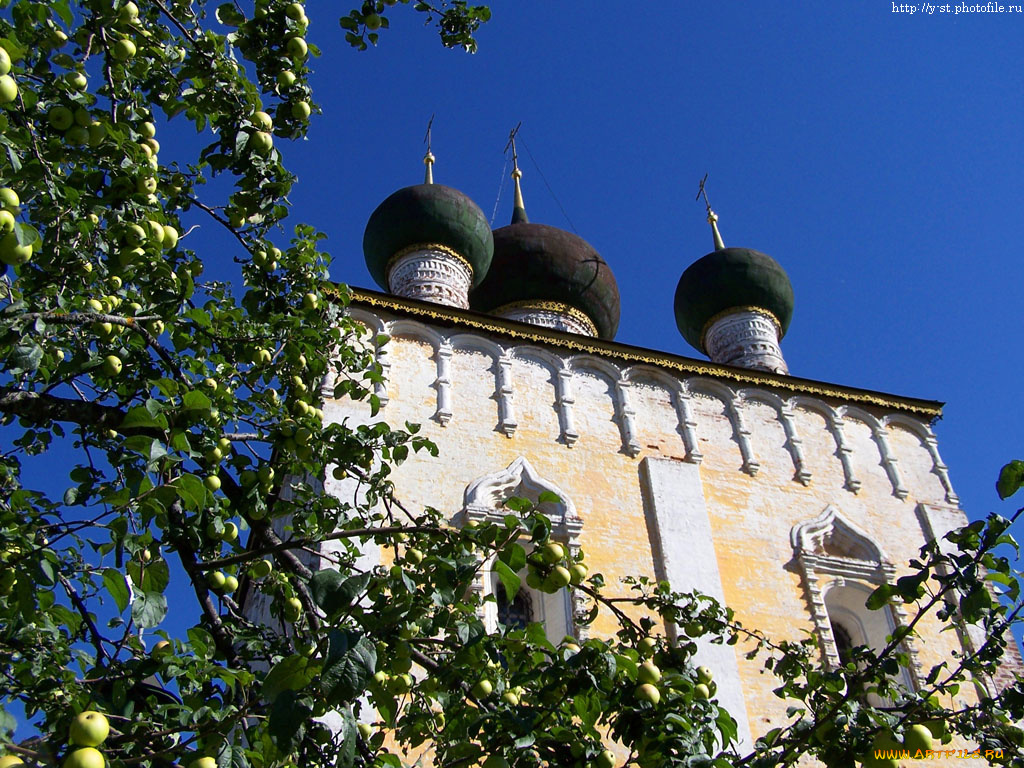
[[337, 705, 358, 768], [173, 473, 207, 512], [132, 590, 168, 628], [537, 490, 562, 504], [121, 405, 167, 430], [268, 689, 310, 752], [997, 460, 1024, 499], [494, 560, 521, 602], [263, 654, 319, 700], [499, 541, 527, 572], [865, 583, 895, 610], [321, 630, 377, 704], [8, 344, 42, 373], [182, 390, 212, 412], [310, 570, 370, 616], [102, 568, 130, 613]]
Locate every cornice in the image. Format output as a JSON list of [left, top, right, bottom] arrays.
[[330, 285, 944, 420]]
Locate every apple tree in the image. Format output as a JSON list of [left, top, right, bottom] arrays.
[[0, 2, 1021, 768]]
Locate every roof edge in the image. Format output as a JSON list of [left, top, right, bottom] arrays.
[[332, 285, 944, 421]]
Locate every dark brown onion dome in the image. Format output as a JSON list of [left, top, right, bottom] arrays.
[[362, 184, 494, 290], [470, 222, 620, 340], [673, 246, 794, 353]]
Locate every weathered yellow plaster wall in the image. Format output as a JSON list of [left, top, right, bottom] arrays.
[[324, 307, 989, 766]]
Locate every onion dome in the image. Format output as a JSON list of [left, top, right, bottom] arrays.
[[470, 160, 620, 339], [673, 193, 793, 374], [362, 149, 493, 308]]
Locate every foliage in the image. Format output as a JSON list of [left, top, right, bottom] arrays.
[[0, 3, 1021, 768]]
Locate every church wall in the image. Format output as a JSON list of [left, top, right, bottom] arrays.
[[325, 306, 977, 755]]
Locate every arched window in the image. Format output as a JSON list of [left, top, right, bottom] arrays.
[[461, 457, 586, 645], [791, 507, 922, 689], [496, 583, 533, 630]]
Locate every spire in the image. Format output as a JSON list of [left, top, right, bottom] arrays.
[[423, 114, 435, 184], [505, 122, 528, 224], [697, 174, 725, 251]]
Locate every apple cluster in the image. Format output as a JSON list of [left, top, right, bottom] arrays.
[[524, 541, 588, 594], [0, 187, 32, 269], [62, 711, 111, 768]]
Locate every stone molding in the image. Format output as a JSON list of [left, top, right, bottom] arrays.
[[791, 507, 922, 686], [333, 310, 957, 503], [386, 246, 474, 309]]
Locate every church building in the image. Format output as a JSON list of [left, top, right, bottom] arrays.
[[316, 146, 1020, 755]]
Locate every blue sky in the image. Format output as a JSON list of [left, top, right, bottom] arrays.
[[274, 0, 1024, 528]]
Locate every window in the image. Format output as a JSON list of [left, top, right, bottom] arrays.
[[461, 457, 586, 645]]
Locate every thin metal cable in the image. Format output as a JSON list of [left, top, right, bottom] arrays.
[[490, 155, 509, 226], [520, 137, 578, 234]]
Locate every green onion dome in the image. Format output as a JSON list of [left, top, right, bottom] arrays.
[[470, 222, 621, 340], [673, 246, 794, 353], [362, 183, 494, 290]]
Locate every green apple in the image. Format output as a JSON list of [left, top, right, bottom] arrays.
[[0, 232, 29, 265], [217, 437, 231, 452], [100, 355, 122, 376], [285, 3, 305, 20], [222, 521, 238, 542], [65, 125, 89, 146], [545, 566, 571, 590], [635, 683, 660, 705], [252, 111, 273, 131], [291, 100, 311, 120], [638, 637, 657, 658], [140, 120, 156, 138], [144, 219, 164, 245], [204, 475, 221, 492], [541, 542, 565, 564], [302, 292, 319, 310], [0, 187, 18, 210], [903, 723, 933, 753], [364, 13, 381, 29], [88, 122, 106, 146], [256, 348, 272, 365], [694, 683, 710, 700], [471, 679, 492, 698], [206, 571, 226, 590], [569, 563, 588, 585], [696, 666, 713, 684], [188, 757, 217, 768], [48, 105, 74, 131], [0, 48, 10, 77], [0, 210, 14, 232], [119, 2, 140, 23], [222, 575, 238, 594], [111, 38, 136, 61], [136, 176, 157, 194], [286, 36, 308, 60], [0, 75, 19, 105], [595, 750, 616, 768], [258, 465, 275, 483], [277, 70, 296, 88], [69, 710, 110, 746], [67, 71, 89, 91], [151, 640, 173, 657], [250, 559, 272, 578], [637, 661, 661, 685], [249, 130, 273, 154], [405, 548, 424, 565], [161, 224, 179, 249], [500, 691, 519, 706], [63, 748, 104, 768], [283, 596, 302, 621]]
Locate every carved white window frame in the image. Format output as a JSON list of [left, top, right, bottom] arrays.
[[458, 457, 588, 642], [791, 506, 922, 687]]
